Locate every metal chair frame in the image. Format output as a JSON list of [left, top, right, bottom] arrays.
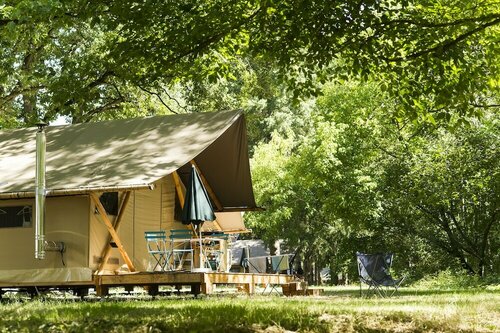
[[203, 232, 228, 272], [145, 231, 171, 271], [356, 252, 405, 297], [262, 254, 291, 295], [169, 229, 194, 271]]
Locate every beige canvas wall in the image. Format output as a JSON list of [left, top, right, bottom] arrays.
[[89, 174, 189, 272], [0, 174, 187, 279], [0, 196, 89, 270]]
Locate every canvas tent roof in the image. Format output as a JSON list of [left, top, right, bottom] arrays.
[[0, 110, 257, 210], [202, 212, 250, 234]]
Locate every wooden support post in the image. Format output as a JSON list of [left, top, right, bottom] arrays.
[[242, 275, 255, 295], [94, 275, 109, 297], [97, 191, 132, 273], [172, 171, 196, 234], [201, 274, 214, 294], [90, 192, 136, 272], [202, 281, 214, 294], [190, 160, 223, 211], [172, 171, 185, 209], [243, 283, 255, 295]]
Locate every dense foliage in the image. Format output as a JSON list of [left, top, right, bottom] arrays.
[[0, 0, 498, 127], [246, 82, 499, 283], [0, 1, 498, 283]]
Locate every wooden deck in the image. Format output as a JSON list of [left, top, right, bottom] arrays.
[[94, 271, 296, 296], [0, 271, 296, 297]]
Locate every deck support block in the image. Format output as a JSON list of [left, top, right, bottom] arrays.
[[145, 285, 159, 296], [96, 285, 109, 297], [191, 284, 201, 295]]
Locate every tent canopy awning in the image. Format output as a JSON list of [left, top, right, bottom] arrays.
[[0, 110, 258, 210], [202, 212, 250, 234]]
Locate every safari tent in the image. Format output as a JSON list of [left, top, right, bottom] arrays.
[[0, 110, 257, 288]]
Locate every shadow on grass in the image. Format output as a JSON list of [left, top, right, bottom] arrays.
[[0, 299, 331, 333], [319, 286, 499, 297], [0, 288, 498, 333]]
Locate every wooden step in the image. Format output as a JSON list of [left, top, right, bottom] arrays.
[[281, 282, 323, 296], [306, 288, 323, 296]]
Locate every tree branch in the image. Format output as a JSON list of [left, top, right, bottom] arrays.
[[470, 103, 500, 108], [1, 85, 44, 105], [137, 85, 178, 114], [81, 97, 124, 122], [88, 70, 115, 88], [167, 7, 263, 66], [479, 210, 498, 275], [372, 142, 400, 159], [383, 16, 500, 62], [160, 87, 187, 112], [447, 209, 481, 259], [416, 204, 476, 274], [379, 13, 500, 30]]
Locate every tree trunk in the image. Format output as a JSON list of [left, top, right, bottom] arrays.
[[315, 262, 321, 285], [304, 259, 312, 284], [440, 216, 476, 275]]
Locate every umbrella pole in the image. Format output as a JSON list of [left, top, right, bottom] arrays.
[[199, 224, 203, 269], [193, 223, 204, 270]]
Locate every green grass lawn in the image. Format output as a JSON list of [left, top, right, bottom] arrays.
[[0, 286, 498, 332]]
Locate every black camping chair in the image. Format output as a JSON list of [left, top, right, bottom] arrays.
[[356, 252, 405, 297]]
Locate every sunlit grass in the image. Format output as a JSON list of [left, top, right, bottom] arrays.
[[0, 286, 498, 332]]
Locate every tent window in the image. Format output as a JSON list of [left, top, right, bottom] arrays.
[[99, 192, 119, 216], [0, 206, 32, 228]]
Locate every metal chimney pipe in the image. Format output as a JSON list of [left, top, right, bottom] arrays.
[[35, 122, 47, 260]]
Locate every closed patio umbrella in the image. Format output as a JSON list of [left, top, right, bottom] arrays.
[[181, 165, 216, 271]]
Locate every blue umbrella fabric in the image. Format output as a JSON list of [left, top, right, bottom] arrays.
[[181, 165, 216, 225]]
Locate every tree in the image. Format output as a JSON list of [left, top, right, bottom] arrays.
[[247, 80, 499, 282], [1, 0, 498, 127], [246, 81, 392, 283], [381, 114, 499, 276]]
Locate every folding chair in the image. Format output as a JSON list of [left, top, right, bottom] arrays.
[[145, 231, 171, 271], [270, 254, 290, 274], [356, 252, 405, 297], [262, 254, 291, 295], [169, 229, 194, 271], [245, 256, 268, 273]]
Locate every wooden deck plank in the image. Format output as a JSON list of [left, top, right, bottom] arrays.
[[97, 272, 205, 286], [96, 271, 295, 295]]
